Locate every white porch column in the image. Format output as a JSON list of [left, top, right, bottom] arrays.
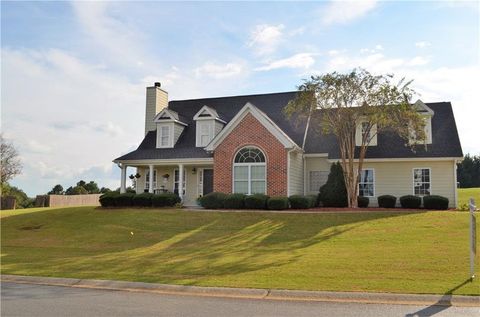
[[178, 164, 184, 201], [149, 164, 154, 194], [120, 164, 127, 193]]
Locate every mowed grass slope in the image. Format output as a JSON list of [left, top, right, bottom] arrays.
[[458, 187, 480, 208], [1, 207, 479, 295]]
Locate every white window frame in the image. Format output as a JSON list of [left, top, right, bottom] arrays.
[[412, 167, 431, 196], [309, 171, 329, 193], [409, 116, 432, 145], [232, 147, 267, 195], [196, 120, 213, 147], [355, 120, 377, 146], [197, 168, 204, 197], [358, 168, 375, 197], [157, 124, 172, 148], [174, 168, 187, 196], [145, 169, 157, 191]]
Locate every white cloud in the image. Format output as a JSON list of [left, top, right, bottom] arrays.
[[415, 41, 431, 48], [248, 24, 285, 55], [360, 44, 383, 54], [194, 62, 244, 79], [255, 53, 315, 71], [407, 56, 430, 66], [2, 48, 145, 195], [322, 0, 378, 25]]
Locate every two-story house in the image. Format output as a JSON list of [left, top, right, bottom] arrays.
[[114, 82, 463, 207]]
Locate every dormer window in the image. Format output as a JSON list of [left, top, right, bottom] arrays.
[[355, 120, 377, 146], [198, 121, 213, 146], [193, 105, 226, 147], [153, 108, 187, 148], [409, 100, 434, 145], [159, 125, 171, 147]]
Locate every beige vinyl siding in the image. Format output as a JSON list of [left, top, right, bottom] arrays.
[[304, 157, 457, 207], [145, 87, 168, 134], [304, 157, 331, 195], [173, 123, 184, 145], [361, 160, 456, 207], [288, 151, 304, 195]]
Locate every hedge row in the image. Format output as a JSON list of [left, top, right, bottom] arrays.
[[376, 194, 449, 210], [198, 193, 319, 210], [99, 192, 181, 208]]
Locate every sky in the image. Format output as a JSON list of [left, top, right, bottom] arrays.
[[2, 0, 479, 196]]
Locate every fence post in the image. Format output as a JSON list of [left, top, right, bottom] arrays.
[[469, 198, 476, 279]]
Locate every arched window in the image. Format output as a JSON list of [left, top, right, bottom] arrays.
[[233, 147, 266, 195]]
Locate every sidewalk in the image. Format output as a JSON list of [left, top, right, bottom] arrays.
[[1, 274, 479, 307]]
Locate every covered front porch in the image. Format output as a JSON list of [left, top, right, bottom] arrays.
[[118, 159, 214, 206]]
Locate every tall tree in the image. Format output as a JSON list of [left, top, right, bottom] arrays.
[[457, 154, 480, 188], [48, 184, 64, 195], [284, 69, 425, 208], [83, 181, 100, 194], [0, 134, 22, 185]]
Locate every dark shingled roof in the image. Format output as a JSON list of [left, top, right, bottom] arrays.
[[115, 92, 463, 161], [115, 91, 304, 161], [304, 102, 463, 159]]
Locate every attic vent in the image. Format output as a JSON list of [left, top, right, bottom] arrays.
[[198, 113, 211, 117]]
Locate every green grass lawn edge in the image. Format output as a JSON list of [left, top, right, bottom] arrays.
[[1, 206, 479, 296]]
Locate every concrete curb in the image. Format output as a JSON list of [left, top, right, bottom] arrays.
[[1, 274, 479, 307]]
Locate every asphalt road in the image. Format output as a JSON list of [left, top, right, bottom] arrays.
[[1, 282, 478, 317]]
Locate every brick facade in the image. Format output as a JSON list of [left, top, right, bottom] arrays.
[[213, 112, 288, 196]]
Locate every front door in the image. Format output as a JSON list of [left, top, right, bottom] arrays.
[[203, 169, 213, 195]]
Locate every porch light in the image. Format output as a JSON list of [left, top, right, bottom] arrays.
[[192, 167, 197, 174], [129, 174, 135, 180]]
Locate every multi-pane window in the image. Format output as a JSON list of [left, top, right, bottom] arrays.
[[174, 169, 186, 195], [233, 147, 266, 195], [413, 168, 430, 196], [359, 169, 374, 197], [145, 170, 157, 190], [160, 125, 170, 147], [309, 171, 329, 192], [361, 122, 371, 142], [199, 122, 211, 146]]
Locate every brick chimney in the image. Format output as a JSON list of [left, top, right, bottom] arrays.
[[145, 82, 168, 135]]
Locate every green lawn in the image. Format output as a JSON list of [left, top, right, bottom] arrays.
[[1, 207, 479, 295], [458, 187, 480, 208]]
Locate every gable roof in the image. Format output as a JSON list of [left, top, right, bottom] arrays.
[[205, 102, 299, 151], [114, 92, 462, 162]]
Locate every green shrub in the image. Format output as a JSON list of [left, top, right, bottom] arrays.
[[319, 162, 348, 207], [288, 195, 310, 209], [358, 196, 369, 208], [267, 197, 289, 210], [244, 194, 269, 209], [378, 195, 397, 208], [224, 194, 246, 209], [99, 192, 118, 207], [132, 193, 153, 207], [400, 195, 421, 209], [306, 195, 318, 208], [423, 195, 449, 210], [198, 192, 227, 209], [151, 193, 181, 207], [115, 193, 135, 207]]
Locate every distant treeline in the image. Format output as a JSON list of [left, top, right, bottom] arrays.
[[457, 154, 480, 188]]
